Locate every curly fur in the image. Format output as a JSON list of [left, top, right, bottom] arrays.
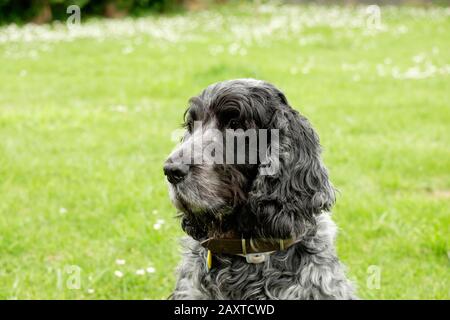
[[165, 79, 356, 300]]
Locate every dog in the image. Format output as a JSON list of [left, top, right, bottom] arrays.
[[164, 79, 356, 299]]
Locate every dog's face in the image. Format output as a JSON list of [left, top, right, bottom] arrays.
[[164, 79, 269, 218], [164, 79, 335, 240]]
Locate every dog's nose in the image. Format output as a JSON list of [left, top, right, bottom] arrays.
[[163, 163, 189, 185]]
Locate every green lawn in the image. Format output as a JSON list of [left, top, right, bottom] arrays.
[[0, 3, 449, 299]]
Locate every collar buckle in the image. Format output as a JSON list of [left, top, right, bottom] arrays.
[[243, 252, 272, 264]]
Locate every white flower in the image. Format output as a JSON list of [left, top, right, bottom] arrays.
[[122, 46, 134, 55], [136, 269, 145, 275], [412, 54, 425, 64], [87, 288, 95, 294], [228, 43, 240, 55], [114, 270, 124, 278], [376, 64, 385, 76], [59, 207, 67, 215], [146, 267, 155, 274], [112, 105, 127, 113], [153, 219, 165, 230], [115, 259, 126, 265], [153, 223, 161, 230]]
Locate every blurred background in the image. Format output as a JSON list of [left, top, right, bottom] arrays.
[[0, 0, 449, 23], [0, 0, 448, 299]]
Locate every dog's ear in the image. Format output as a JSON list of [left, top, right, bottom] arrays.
[[245, 101, 335, 239]]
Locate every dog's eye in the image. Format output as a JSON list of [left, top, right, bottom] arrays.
[[228, 119, 240, 130]]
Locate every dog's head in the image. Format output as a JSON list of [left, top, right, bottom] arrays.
[[164, 79, 335, 240]]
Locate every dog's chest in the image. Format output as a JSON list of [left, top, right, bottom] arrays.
[[200, 255, 287, 299]]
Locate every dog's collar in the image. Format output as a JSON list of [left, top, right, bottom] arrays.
[[200, 237, 300, 269], [200, 237, 298, 255]]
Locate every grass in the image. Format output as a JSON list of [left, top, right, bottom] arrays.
[[0, 3, 449, 299]]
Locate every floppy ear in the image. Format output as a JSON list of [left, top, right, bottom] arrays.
[[245, 103, 335, 239]]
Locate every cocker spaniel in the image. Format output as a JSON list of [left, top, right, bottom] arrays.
[[164, 79, 356, 299]]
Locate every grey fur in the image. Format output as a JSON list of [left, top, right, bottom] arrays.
[[165, 79, 357, 300], [174, 213, 355, 299]]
